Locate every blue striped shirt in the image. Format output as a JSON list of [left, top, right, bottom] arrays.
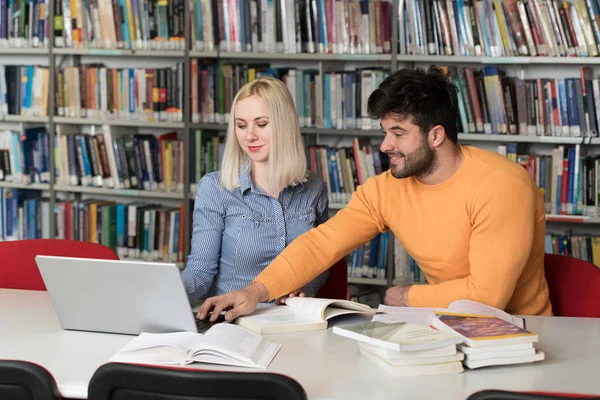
[[182, 167, 329, 300]]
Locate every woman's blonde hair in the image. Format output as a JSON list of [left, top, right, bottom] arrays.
[[220, 76, 307, 193]]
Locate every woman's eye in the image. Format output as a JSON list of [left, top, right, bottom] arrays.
[[257, 124, 267, 128], [237, 125, 247, 129]]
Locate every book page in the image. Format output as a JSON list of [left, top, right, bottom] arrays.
[[109, 332, 199, 365], [193, 323, 281, 368], [448, 300, 525, 329], [376, 305, 445, 326], [238, 305, 320, 326], [286, 297, 371, 321], [117, 331, 200, 353]]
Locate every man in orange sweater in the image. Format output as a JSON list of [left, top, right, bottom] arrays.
[[199, 66, 553, 322]]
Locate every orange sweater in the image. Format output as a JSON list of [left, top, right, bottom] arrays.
[[255, 146, 553, 316]]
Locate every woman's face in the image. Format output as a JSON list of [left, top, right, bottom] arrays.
[[234, 94, 271, 164]]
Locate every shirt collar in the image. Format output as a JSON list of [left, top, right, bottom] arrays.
[[239, 166, 255, 195], [239, 164, 307, 196]]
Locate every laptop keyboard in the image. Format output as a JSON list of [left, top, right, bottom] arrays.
[[194, 313, 225, 333]]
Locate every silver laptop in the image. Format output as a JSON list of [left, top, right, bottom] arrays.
[[35, 255, 199, 335]]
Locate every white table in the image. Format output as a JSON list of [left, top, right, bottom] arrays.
[[2, 288, 600, 400]]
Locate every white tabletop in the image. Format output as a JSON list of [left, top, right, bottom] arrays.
[[2, 288, 600, 400]]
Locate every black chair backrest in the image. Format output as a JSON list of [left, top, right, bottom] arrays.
[[0, 360, 60, 400], [88, 362, 308, 400], [467, 390, 600, 400]]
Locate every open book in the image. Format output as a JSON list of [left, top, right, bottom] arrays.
[[376, 300, 526, 329], [234, 297, 374, 334], [108, 323, 281, 369]]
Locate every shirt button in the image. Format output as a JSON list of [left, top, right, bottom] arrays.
[[266, 218, 271, 222], [279, 237, 285, 243], [277, 217, 282, 222]]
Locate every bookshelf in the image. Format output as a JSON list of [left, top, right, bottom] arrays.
[[2, 0, 600, 288]]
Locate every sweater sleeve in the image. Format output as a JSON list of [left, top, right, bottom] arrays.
[[408, 173, 540, 310], [254, 175, 389, 300]]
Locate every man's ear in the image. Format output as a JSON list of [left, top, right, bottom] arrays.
[[429, 125, 446, 148]]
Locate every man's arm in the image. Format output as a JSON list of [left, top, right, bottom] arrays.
[[407, 173, 542, 310], [254, 174, 390, 300], [181, 176, 225, 300]]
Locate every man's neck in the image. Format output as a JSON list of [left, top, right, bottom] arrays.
[[416, 144, 464, 186]]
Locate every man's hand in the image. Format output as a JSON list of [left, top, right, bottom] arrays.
[[384, 285, 413, 307], [276, 290, 306, 305], [197, 282, 270, 322]]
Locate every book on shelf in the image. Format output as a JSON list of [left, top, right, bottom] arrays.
[[55, 125, 185, 192], [55, 64, 184, 122], [545, 233, 600, 265], [0, 128, 51, 185], [189, 0, 393, 54], [234, 297, 374, 335], [108, 324, 281, 369], [497, 143, 600, 218], [53, 200, 185, 262], [0, 66, 50, 118], [53, 0, 184, 50], [398, 0, 600, 59], [445, 65, 600, 138], [0, 0, 49, 49], [346, 232, 390, 280], [191, 62, 389, 129]]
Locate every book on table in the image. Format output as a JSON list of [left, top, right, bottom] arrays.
[[376, 299, 526, 328], [431, 312, 545, 369], [234, 297, 374, 334], [358, 344, 465, 376], [332, 320, 463, 352], [108, 323, 281, 369]]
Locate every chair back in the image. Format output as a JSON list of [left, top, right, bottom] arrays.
[[0, 239, 119, 291], [0, 360, 60, 400], [88, 362, 308, 400], [544, 253, 600, 318], [316, 258, 348, 300], [467, 389, 600, 399]]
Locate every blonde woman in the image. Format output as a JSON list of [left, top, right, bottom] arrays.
[[182, 77, 329, 302]]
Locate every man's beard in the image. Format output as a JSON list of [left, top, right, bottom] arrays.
[[388, 138, 437, 179]]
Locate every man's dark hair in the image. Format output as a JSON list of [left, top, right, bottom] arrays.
[[367, 66, 459, 144]]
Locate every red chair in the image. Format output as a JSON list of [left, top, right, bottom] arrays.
[[544, 253, 600, 318], [316, 258, 348, 300], [0, 239, 119, 291]]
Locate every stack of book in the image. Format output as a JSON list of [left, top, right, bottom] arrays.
[[432, 312, 546, 370], [332, 320, 464, 376]]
